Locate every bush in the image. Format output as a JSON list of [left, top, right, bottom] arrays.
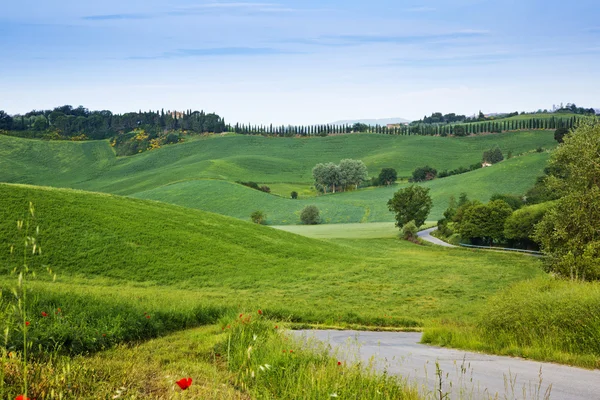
[[410, 165, 437, 182], [482, 147, 504, 164], [250, 210, 267, 225], [401, 221, 418, 242], [504, 202, 553, 247], [300, 205, 320, 225], [290, 191, 298, 199], [259, 185, 271, 193]]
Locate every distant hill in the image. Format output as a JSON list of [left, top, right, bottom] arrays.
[[330, 117, 411, 126]]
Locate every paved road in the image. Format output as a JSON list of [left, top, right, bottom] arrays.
[[418, 227, 456, 248], [294, 330, 600, 400]]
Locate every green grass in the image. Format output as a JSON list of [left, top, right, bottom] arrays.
[[0, 183, 544, 335], [0, 131, 556, 195], [272, 221, 436, 240], [422, 278, 600, 369], [131, 152, 550, 224]]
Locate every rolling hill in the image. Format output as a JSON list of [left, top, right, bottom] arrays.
[[0, 131, 556, 224]]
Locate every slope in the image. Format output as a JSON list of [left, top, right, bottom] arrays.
[[0, 183, 543, 326], [132, 152, 550, 224], [0, 131, 556, 197]]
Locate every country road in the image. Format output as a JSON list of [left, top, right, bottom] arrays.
[[418, 227, 456, 247], [294, 330, 600, 400]]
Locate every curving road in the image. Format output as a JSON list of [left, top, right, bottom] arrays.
[[294, 330, 600, 400], [418, 227, 456, 248]]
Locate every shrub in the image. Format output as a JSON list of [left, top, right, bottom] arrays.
[[259, 185, 271, 193], [290, 191, 298, 199], [482, 147, 504, 164], [410, 165, 437, 182], [300, 205, 320, 225], [250, 210, 267, 225], [504, 202, 553, 247], [378, 168, 397, 186], [401, 221, 418, 242]]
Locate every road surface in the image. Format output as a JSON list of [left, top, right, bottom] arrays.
[[418, 227, 456, 248], [294, 330, 600, 400]]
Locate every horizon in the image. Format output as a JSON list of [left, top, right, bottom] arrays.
[[2, 0, 599, 124]]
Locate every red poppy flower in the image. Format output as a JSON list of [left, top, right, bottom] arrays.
[[239, 313, 243, 318], [258, 309, 263, 315], [146, 315, 151, 319], [25, 321, 30, 326], [15, 395, 30, 400], [41, 311, 48, 317], [337, 361, 342, 366], [176, 377, 192, 390], [102, 333, 107, 337], [274, 325, 278, 329], [227, 324, 231, 329], [289, 350, 293, 353]]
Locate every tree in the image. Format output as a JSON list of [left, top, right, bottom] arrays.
[[554, 127, 569, 143], [482, 147, 504, 164], [490, 193, 523, 210], [411, 165, 437, 182], [504, 202, 553, 249], [300, 205, 320, 225], [0, 110, 14, 130], [534, 122, 600, 280], [352, 123, 369, 132], [290, 191, 298, 199], [453, 125, 467, 137], [388, 185, 432, 228], [339, 159, 368, 189], [378, 168, 398, 186], [250, 211, 267, 225], [459, 200, 513, 245]]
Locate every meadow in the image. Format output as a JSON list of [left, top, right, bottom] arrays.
[[3, 128, 595, 398], [131, 151, 550, 224]]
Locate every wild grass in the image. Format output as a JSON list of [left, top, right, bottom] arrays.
[[219, 313, 419, 399], [422, 278, 600, 369]]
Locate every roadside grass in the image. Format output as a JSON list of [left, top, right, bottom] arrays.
[[132, 151, 550, 224], [1, 317, 420, 399], [422, 278, 600, 369]]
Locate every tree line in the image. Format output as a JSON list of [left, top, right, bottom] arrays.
[[0, 106, 226, 140]]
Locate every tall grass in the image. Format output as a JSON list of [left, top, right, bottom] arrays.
[[219, 312, 419, 399], [422, 278, 600, 368]]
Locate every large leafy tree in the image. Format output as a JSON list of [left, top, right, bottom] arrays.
[[339, 159, 368, 190], [458, 200, 513, 245], [0, 110, 14, 130], [534, 121, 600, 280], [388, 185, 432, 228]]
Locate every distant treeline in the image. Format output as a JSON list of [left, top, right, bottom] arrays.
[[0, 105, 594, 144], [231, 115, 584, 137], [0, 106, 226, 140]]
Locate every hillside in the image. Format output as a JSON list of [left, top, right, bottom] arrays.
[[1, 131, 555, 192], [0, 183, 543, 325], [132, 152, 550, 224]]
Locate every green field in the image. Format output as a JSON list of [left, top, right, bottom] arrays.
[[0, 183, 543, 329], [131, 151, 550, 224]]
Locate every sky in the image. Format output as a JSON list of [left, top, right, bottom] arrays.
[[1, 0, 599, 124]]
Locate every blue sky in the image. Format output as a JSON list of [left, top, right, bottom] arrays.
[[1, 0, 599, 124]]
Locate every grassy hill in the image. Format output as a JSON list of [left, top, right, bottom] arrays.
[[0, 183, 543, 327], [132, 151, 550, 224], [0, 131, 555, 223], [0, 131, 555, 193]]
